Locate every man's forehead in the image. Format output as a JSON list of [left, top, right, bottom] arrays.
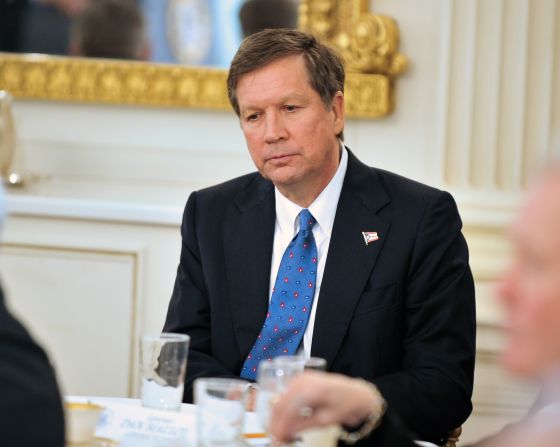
[[236, 57, 315, 110], [236, 55, 309, 90], [239, 70, 290, 93]]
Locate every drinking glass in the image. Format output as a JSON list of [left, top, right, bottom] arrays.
[[255, 356, 306, 430], [300, 357, 338, 447], [140, 333, 190, 412], [195, 378, 249, 447]]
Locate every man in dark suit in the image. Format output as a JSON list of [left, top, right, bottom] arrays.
[[0, 284, 65, 446], [164, 28, 476, 445]]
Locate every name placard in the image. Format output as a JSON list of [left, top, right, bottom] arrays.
[[95, 402, 196, 446]]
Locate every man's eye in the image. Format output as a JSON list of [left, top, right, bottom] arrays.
[[246, 113, 259, 122], [285, 105, 297, 112]]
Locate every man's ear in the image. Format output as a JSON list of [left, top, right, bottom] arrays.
[[331, 91, 345, 135]]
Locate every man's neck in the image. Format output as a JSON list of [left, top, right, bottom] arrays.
[[276, 184, 328, 208]]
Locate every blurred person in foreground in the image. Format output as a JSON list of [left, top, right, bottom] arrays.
[[269, 164, 560, 446], [69, 0, 149, 60], [0, 185, 65, 446]]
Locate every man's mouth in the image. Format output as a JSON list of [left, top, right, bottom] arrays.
[[267, 153, 296, 163]]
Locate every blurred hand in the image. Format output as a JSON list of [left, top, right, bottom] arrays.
[[269, 371, 384, 443]]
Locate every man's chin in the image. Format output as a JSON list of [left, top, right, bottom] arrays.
[[261, 169, 300, 188]]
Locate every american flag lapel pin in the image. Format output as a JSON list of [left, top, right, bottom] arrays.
[[362, 231, 379, 245]]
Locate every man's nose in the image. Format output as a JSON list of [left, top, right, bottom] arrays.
[[264, 112, 288, 143]]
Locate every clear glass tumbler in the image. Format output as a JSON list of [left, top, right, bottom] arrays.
[[140, 332, 190, 412], [255, 356, 306, 431], [195, 378, 249, 447]]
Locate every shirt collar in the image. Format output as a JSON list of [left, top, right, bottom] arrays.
[[275, 144, 348, 237]]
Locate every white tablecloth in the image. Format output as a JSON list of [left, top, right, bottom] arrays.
[[66, 395, 267, 446]]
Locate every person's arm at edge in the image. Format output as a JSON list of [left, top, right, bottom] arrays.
[[0, 286, 65, 447]]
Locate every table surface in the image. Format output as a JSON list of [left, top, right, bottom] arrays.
[[66, 395, 268, 446], [66, 396, 437, 447]]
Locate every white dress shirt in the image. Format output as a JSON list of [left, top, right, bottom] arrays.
[[268, 145, 348, 358]]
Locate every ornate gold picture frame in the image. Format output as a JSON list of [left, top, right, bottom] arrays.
[[0, 0, 407, 118]]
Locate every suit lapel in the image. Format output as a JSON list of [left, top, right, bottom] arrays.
[[223, 175, 276, 361], [311, 151, 392, 367]]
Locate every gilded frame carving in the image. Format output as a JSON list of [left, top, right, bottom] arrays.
[[0, 0, 406, 118]]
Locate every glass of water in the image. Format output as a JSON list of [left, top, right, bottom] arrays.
[[300, 358, 339, 447], [255, 356, 306, 431], [195, 378, 249, 447], [140, 333, 190, 412]]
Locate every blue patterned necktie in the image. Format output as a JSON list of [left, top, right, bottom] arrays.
[[241, 209, 318, 380]]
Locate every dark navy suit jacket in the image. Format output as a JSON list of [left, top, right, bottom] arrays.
[[164, 150, 476, 445]]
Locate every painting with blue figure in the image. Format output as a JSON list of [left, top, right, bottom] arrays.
[[139, 0, 244, 67], [139, 0, 176, 63], [206, 0, 245, 67]]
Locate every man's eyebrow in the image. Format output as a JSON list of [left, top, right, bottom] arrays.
[[239, 105, 259, 116], [240, 94, 310, 113]]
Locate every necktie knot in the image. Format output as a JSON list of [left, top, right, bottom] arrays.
[[299, 209, 316, 234]]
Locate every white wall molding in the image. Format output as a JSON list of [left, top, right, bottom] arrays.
[[0, 241, 144, 397], [440, 0, 559, 191], [6, 193, 183, 227], [0, 213, 182, 397]]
